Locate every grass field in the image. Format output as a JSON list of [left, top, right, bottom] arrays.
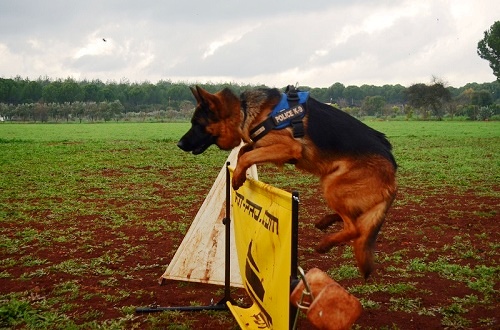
[[1, 121, 499, 329]]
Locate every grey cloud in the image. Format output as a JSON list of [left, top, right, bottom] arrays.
[[67, 54, 128, 72], [0, 0, 498, 86]]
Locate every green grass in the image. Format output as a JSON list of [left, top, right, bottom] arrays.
[[368, 121, 499, 193], [0, 121, 499, 329], [0, 122, 191, 142]]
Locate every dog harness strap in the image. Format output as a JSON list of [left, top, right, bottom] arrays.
[[292, 118, 305, 138], [286, 85, 300, 106], [249, 88, 309, 142], [249, 117, 275, 142], [286, 86, 306, 138]]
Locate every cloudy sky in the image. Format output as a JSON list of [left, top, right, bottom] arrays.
[[0, 0, 498, 88]]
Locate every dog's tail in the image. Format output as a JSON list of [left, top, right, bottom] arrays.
[[353, 202, 389, 280]]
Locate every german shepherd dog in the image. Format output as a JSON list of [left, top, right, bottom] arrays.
[[178, 85, 397, 279]]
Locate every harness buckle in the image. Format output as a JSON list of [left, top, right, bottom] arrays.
[[292, 118, 305, 138]]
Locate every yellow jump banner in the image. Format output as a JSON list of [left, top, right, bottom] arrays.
[[228, 166, 299, 330]]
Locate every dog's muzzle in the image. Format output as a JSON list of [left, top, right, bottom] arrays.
[[177, 138, 215, 155], [177, 126, 217, 155]]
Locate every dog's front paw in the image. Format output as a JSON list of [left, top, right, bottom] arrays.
[[315, 242, 332, 254], [232, 174, 246, 190], [315, 214, 343, 230]]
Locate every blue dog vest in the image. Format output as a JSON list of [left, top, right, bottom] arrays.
[[250, 91, 309, 142]]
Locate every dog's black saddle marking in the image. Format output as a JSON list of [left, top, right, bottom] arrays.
[[250, 86, 309, 142]]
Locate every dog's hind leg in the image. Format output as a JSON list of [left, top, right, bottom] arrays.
[[315, 205, 386, 279], [352, 201, 389, 280], [315, 214, 359, 253], [315, 170, 362, 253], [315, 214, 343, 230]]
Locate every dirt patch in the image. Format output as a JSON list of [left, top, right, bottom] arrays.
[[1, 175, 498, 329]]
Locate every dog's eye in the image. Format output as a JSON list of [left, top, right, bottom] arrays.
[[195, 104, 208, 114], [193, 104, 217, 123], [191, 107, 210, 125]]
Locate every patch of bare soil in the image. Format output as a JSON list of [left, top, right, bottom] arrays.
[[1, 183, 498, 329]]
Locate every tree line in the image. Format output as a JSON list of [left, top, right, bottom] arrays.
[[0, 76, 499, 122]]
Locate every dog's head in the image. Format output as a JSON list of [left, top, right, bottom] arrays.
[[178, 86, 242, 154]]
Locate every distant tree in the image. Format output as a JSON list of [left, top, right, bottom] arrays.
[[60, 78, 83, 103], [9, 81, 22, 104], [85, 102, 99, 122], [166, 84, 192, 103], [16, 103, 32, 121], [308, 87, 325, 102], [343, 85, 362, 105], [382, 84, 407, 104], [359, 84, 380, 98], [405, 83, 427, 108], [71, 102, 85, 123], [0, 79, 12, 102], [3, 76, 500, 122], [337, 98, 349, 109], [21, 80, 42, 103], [57, 103, 72, 121], [103, 82, 125, 103], [33, 102, 48, 122], [42, 81, 62, 103], [343, 106, 362, 118], [477, 21, 500, 81], [457, 87, 475, 107], [127, 84, 147, 106], [327, 82, 345, 103], [98, 102, 111, 121], [403, 105, 414, 120], [83, 81, 104, 102], [471, 90, 493, 107], [390, 105, 401, 118], [361, 96, 386, 117], [446, 100, 459, 120], [405, 79, 451, 119], [109, 100, 125, 121]]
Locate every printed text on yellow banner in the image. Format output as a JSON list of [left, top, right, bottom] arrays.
[[228, 167, 294, 329]]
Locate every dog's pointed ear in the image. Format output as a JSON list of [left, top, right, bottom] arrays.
[[195, 85, 220, 109], [190, 86, 201, 104]]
